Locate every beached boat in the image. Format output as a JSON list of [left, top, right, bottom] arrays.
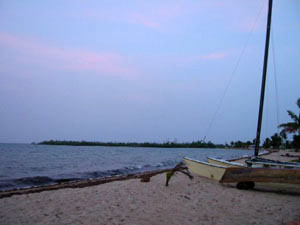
[[243, 0, 300, 169], [185, 0, 300, 188], [220, 167, 300, 186], [245, 157, 300, 169], [207, 157, 244, 168], [184, 157, 227, 181], [220, 0, 300, 189]]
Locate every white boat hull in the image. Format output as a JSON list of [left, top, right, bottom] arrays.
[[207, 157, 244, 167], [246, 158, 300, 169]]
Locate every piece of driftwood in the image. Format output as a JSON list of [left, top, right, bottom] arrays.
[[165, 161, 193, 186], [140, 176, 151, 182], [220, 167, 300, 184], [281, 153, 300, 158]]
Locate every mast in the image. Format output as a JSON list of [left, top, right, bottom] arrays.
[[254, 0, 273, 156]]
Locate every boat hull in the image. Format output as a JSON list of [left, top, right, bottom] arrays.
[[245, 158, 300, 169], [207, 157, 244, 168], [184, 157, 226, 181], [220, 167, 300, 184]]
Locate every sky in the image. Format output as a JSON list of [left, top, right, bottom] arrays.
[[0, 0, 300, 144]]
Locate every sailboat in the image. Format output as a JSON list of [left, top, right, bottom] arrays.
[[185, 0, 300, 189], [241, 0, 300, 169]]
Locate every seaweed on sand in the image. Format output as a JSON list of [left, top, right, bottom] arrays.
[[165, 161, 193, 186]]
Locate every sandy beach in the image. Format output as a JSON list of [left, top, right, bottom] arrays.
[[1, 150, 300, 225]]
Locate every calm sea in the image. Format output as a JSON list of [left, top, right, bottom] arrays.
[[0, 143, 253, 191]]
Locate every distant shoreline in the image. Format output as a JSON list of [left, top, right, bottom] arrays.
[[37, 140, 225, 148]]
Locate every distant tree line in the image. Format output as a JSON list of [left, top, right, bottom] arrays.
[[226, 140, 254, 149], [227, 133, 296, 150], [38, 140, 225, 148], [228, 97, 300, 150]]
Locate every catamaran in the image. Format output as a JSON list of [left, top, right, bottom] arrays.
[[185, 0, 300, 189]]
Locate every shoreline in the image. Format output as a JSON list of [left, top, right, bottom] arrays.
[[0, 149, 294, 199], [0, 147, 256, 194], [1, 149, 300, 225], [0, 168, 171, 199]]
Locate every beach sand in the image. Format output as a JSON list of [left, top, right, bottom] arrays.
[[1, 150, 300, 225]]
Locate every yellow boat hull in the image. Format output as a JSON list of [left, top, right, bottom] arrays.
[[184, 157, 226, 181]]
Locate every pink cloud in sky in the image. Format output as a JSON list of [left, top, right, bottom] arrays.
[[131, 3, 184, 29], [130, 13, 160, 29], [198, 53, 227, 60], [82, 2, 186, 30], [182, 52, 228, 63], [0, 32, 135, 76]]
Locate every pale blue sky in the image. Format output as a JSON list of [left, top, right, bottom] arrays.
[[0, 0, 299, 144]]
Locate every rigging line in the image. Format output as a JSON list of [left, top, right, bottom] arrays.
[[203, 0, 266, 141], [271, 28, 280, 131]]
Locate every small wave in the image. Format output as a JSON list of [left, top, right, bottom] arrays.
[[0, 176, 55, 191], [75, 162, 173, 180], [159, 159, 180, 168], [0, 181, 14, 190], [30, 167, 47, 172], [14, 176, 55, 185], [55, 178, 79, 183]]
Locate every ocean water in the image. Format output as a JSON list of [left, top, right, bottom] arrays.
[[0, 143, 254, 191]]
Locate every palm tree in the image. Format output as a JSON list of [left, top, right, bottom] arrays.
[[279, 98, 300, 136]]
